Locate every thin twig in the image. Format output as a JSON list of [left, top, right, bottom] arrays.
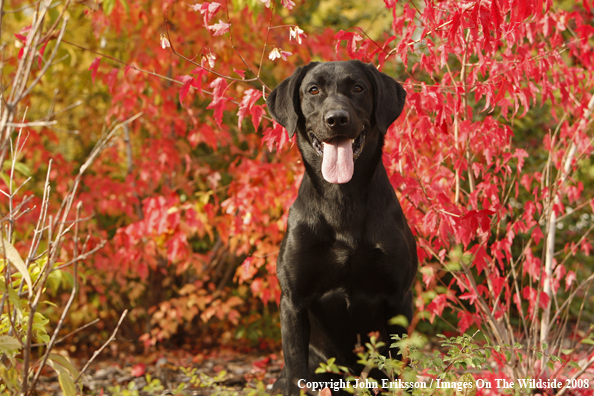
[[76, 309, 129, 382], [7, 120, 57, 127], [555, 355, 594, 396], [17, 17, 69, 102], [29, 203, 82, 391], [257, 2, 276, 80], [31, 318, 101, 347], [60, 40, 273, 122], [53, 241, 107, 271]]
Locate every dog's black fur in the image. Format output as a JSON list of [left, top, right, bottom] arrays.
[[267, 60, 417, 395]]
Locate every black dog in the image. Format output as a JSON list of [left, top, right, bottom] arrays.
[[267, 60, 417, 395]]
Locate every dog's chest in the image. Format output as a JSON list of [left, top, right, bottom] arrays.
[[325, 236, 400, 292]]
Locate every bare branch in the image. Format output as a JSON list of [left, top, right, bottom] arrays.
[[6, 120, 57, 127], [76, 309, 129, 382], [29, 203, 82, 391], [555, 355, 594, 396], [30, 318, 100, 347]]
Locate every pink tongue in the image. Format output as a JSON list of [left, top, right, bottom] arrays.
[[321, 138, 354, 184]]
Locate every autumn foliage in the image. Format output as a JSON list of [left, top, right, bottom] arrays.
[[1, 0, 594, 392]]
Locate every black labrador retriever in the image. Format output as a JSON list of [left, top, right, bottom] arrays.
[[266, 60, 417, 395]]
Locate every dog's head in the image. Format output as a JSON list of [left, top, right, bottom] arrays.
[[267, 60, 406, 184]]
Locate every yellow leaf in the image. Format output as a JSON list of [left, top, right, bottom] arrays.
[[49, 354, 80, 379], [456, 373, 477, 396], [0, 336, 21, 354], [1, 238, 32, 298], [57, 366, 77, 396]]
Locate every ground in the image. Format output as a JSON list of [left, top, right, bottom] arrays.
[[36, 347, 283, 395]]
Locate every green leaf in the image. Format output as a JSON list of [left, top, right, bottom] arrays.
[[49, 354, 79, 379], [547, 361, 555, 370], [57, 368, 77, 396], [2, 160, 31, 177], [504, 351, 512, 362], [580, 338, 594, 346], [0, 336, 21, 353], [389, 315, 409, 328], [103, 0, 115, 15], [48, 362, 77, 396], [0, 279, 20, 307], [568, 361, 580, 369], [38, 334, 50, 344], [1, 238, 33, 297]]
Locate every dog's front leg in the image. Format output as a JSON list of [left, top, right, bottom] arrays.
[[280, 294, 310, 396]]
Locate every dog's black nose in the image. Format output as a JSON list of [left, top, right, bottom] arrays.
[[325, 110, 350, 128]]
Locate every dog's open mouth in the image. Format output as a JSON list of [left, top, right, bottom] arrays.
[[309, 130, 366, 184]]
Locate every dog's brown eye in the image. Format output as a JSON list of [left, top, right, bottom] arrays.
[[309, 86, 319, 95], [353, 85, 363, 92]]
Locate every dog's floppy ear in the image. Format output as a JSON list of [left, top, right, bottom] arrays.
[[267, 62, 319, 138], [364, 63, 407, 134]]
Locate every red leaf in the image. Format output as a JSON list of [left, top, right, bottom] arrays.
[[427, 294, 449, 323], [494, 79, 508, 103], [491, 0, 502, 35], [470, 244, 490, 275], [208, 19, 230, 36], [107, 68, 118, 94], [89, 56, 102, 84], [457, 311, 480, 333], [166, 231, 188, 263], [193, 2, 221, 26], [190, 66, 208, 97], [241, 257, 253, 278], [383, 0, 396, 8], [250, 105, 265, 129], [14, 33, 28, 42], [459, 291, 478, 305], [131, 363, 146, 377], [421, 266, 434, 288], [334, 30, 363, 59], [253, 356, 270, 369], [449, 12, 461, 42], [178, 75, 193, 106], [237, 89, 263, 129], [233, 68, 245, 79], [531, 226, 543, 245], [565, 271, 576, 291], [206, 78, 230, 127], [262, 121, 289, 152]]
